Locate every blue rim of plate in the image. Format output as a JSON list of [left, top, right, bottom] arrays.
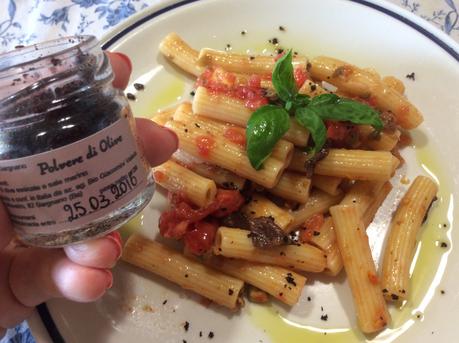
[[39, 0, 458, 342]]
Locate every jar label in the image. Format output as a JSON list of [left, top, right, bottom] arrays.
[[0, 115, 151, 235]]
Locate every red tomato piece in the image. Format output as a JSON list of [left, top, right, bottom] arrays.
[[184, 220, 218, 255], [299, 213, 324, 243], [195, 135, 216, 157], [211, 189, 245, 218], [223, 127, 246, 147], [294, 68, 308, 88]]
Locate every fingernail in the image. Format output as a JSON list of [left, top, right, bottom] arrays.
[[105, 270, 113, 289], [106, 231, 122, 260], [112, 52, 132, 74]]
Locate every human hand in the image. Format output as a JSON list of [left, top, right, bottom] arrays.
[[0, 52, 178, 337]]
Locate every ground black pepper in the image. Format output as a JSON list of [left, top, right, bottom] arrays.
[[184, 321, 190, 331], [208, 332, 214, 339]]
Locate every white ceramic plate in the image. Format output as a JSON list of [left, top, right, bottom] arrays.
[[32, 0, 459, 342]]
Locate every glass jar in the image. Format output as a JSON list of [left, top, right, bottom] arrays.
[[0, 36, 154, 247]]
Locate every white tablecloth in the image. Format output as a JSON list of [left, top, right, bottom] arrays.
[[0, 0, 457, 342]]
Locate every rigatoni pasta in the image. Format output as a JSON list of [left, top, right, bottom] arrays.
[[122, 234, 244, 310], [214, 227, 326, 273], [122, 32, 436, 335], [330, 205, 390, 333], [381, 176, 438, 301]]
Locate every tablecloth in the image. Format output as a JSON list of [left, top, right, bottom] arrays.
[[0, 0, 458, 342]]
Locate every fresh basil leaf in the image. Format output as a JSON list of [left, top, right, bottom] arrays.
[[295, 107, 327, 153], [246, 105, 291, 170], [294, 94, 311, 107], [272, 50, 297, 103], [307, 94, 383, 130]]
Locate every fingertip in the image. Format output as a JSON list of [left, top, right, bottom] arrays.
[[106, 51, 132, 90], [135, 118, 178, 166], [52, 259, 112, 302], [64, 231, 122, 269]]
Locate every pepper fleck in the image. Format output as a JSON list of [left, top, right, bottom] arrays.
[[241, 30, 247, 35], [307, 296, 311, 301], [185, 274, 189, 278], [268, 38, 279, 45], [320, 314, 328, 321], [406, 72, 416, 80], [208, 332, 214, 339], [249, 56, 255, 60], [190, 91, 196, 96], [441, 290, 445, 294], [133, 83, 145, 91], [126, 93, 136, 101], [285, 273, 297, 286], [440, 242, 448, 248], [279, 26, 285, 31], [391, 294, 399, 300], [184, 321, 190, 331], [199, 331, 203, 337], [228, 289, 234, 296], [162, 300, 168, 305]]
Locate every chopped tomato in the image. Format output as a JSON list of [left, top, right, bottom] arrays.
[[294, 68, 308, 88], [326, 120, 360, 148], [223, 127, 246, 147], [300, 213, 324, 243], [211, 189, 245, 217], [158, 189, 244, 240], [368, 272, 379, 285], [153, 170, 168, 183], [184, 220, 218, 255], [248, 75, 262, 88], [195, 135, 216, 157], [195, 67, 269, 111]]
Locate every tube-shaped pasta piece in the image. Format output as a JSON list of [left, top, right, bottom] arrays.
[[330, 205, 390, 333], [214, 228, 326, 273], [362, 181, 393, 228], [359, 125, 401, 151], [151, 108, 176, 125], [186, 162, 246, 190], [209, 257, 306, 306], [287, 149, 310, 173], [197, 48, 307, 75], [289, 189, 344, 231], [192, 87, 310, 146], [314, 149, 399, 181], [382, 76, 405, 94], [311, 175, 342, 196], [247, 286, 269, 303], [153, 160, 217, 207], [165, 120, 285, 188], [340, 181, 385, 215], [309, 56, 422, 129], [269, 171, 311, 203], [242, 194, 294, 231], [174, 103, 294, 163], [298, 79, 329, 97], [122, 235, 244, 310], [309, 217, 343, 276], [159, 32, 203, 76], [381, 176, 438, 302]]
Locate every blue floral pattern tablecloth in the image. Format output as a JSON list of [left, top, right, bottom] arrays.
[[0, 0, 458, 342]]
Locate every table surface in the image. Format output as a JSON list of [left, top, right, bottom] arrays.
[[0, 0, 458, 342]]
